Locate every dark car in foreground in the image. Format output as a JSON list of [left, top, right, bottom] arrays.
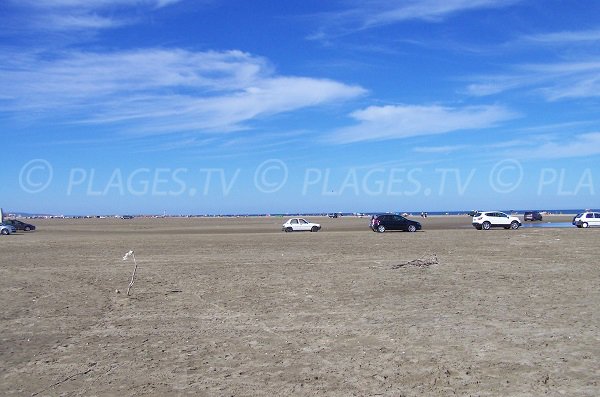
[[3, 219, 36, 231], [524, 211, 543, 221], [370, 214, 421, 233]]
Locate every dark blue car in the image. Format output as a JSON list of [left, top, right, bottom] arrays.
[[369, 214, 421, 233], [3, 219, 36, 231]]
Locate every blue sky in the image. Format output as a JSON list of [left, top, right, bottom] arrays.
[[1, 0, 599, 215]]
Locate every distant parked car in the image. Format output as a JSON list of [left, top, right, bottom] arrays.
[[472, 211, 521, 230], [0, 223, 17, 235], [524, 211, 543, 221], [282, 218, 321, 232], [3, 219, 35, 231], [369, 214, 421, 233], [572, 212, 600, 228]]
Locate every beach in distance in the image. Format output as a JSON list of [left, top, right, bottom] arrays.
[[20, 212, 578, 233], [1, 215, 598, 396]]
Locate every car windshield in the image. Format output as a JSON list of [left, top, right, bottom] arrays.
[[300, 219, 308, 224], [474, 212, 482, 217]]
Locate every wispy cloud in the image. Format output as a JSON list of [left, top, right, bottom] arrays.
[[466, 75, 537, 97], [310, 0, 521, 39], [5, 0, 186, 32], [529, 62, 600, 100], [413, 144, 470, 154], [522, 28, 600, 45], [411, 128, 600, 161], [361, 0, 520, 25], [41, 13, 125, 30], [512, 132, 600, 159], [514, 120, 599, 135], [0, 48, 366, 135], [466, 60, 600, 100], [16, 0, 183, 10], [467, 26, 600, 100], [329, 104, 517, 143]]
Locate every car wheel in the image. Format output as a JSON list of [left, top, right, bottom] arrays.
[[285, 227, 293, 232], [582, 222, 589, 228], [576, 225, 582, 228], [311, 226, 319, 232], [510, 221, 520, 230], [1, 229, 8, 235], [24, 226, 31, 231], [482, 221, 491, 230], [377, 225, 386, 233], [407, 224, 416, 232]]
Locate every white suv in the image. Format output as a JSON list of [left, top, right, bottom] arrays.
[[572, 212, 600, 228], [472, 211, 521, 230]]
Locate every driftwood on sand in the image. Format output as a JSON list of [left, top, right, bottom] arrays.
[[391, 254, 439, 269]]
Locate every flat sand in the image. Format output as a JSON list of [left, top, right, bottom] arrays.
[[1, 216, 599, 396]]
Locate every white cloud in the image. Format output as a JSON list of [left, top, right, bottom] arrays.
[[514, 132, 600, 159], [467, 28, 600, 100], [467, 60, 600, 100], [0, 48, 366, 135], [523, 29, 600, 45], [413, 144, 470, 153], [311, 0, 521, 38], [363, 0, 519, 26], [16, 0, 182, 10], [527, 62, 600, 101], [406, 132, 600, 162], [523, 61, 600, 74], [6, 0, 186, 32], [40, 13, 124, 30], [329, 104, 517, 143], [466, 76, 537, 96]]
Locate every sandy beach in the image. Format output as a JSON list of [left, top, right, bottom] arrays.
[[1, 215, 598, 396]]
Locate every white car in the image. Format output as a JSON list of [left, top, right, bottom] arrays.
[[0, 223, 17, 235], [572, 212, 600, 228], [282, 218, 321, 232], [472, 211, 521, 230]]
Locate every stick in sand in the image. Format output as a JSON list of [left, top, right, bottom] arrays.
[[122, 250, 138, 296]]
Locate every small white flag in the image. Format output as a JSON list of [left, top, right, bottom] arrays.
[[123, 250, 134, 261]]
